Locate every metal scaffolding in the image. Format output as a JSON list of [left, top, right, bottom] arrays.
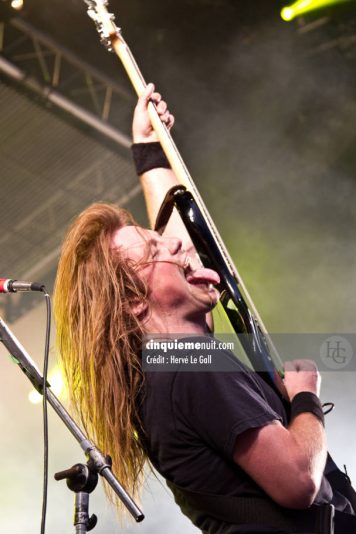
[[0, 16, 133, 147], [0, 15, 141, 322]]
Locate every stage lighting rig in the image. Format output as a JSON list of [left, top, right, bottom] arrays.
[[11, 0, 23, 10], [281, 0, 353, 21], [0, 0, 23, 21]]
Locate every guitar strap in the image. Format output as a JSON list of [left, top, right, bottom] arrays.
[[324, 453, 356, 512], [166, 479, 356, 534]]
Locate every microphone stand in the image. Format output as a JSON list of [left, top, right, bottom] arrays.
[[54, 460, 100, 533], [0, 315, 144, 531]]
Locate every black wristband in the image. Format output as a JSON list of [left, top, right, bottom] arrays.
[[290, 392, 325, 426], [131, 142, 171, 175]]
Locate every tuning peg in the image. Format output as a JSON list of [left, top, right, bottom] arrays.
[[100, 36, 113, 52], [87, 8, 98, 22]]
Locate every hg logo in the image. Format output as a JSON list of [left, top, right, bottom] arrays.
[[320, 336, 353, 370]]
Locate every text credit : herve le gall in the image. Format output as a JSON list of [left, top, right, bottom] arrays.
[[145, 353, 213, 365]]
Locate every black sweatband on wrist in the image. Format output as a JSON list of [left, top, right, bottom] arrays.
[[290, 392, 325, 426], [131, 142, 171, 175]]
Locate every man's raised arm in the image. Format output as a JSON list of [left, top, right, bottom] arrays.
[[131, 83, 193, 245]]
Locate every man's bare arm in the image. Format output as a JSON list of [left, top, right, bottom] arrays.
[[233, 359, 327, 509], [132, 83, 214, 328], [132, 84, 195, 246]]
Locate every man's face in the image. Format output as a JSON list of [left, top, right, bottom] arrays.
[[111, 226, 220, 323]]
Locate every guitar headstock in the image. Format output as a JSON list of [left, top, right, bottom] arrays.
[[84, 0, 121, 51]]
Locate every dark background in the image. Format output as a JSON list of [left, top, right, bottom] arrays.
[[0, 1, 356, 532]]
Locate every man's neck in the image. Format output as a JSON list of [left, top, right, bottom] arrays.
[[145, 310, 208, 335]]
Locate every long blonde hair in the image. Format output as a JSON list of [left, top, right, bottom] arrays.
[[54, 202, 148, 508]]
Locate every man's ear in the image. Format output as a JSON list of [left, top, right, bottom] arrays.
[[130, 299, 149, 318]]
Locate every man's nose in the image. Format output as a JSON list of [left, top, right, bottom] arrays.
[[165, 236, 183, 255]]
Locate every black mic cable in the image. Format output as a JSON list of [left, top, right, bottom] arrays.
[[41, 288, 51, 534]]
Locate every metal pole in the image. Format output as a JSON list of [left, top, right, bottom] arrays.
[[0, 316, 144, 522]]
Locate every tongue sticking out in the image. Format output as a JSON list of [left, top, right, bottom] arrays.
[[186, 268, 220, 286]]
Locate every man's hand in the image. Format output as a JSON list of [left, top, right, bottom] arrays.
[[284, 359, 321, 401], [132, 83, 175, 143]]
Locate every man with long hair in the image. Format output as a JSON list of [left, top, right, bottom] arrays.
[[54, 85, 355, 533]]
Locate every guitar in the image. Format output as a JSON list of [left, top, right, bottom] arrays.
[[83, 0, 287, 397]]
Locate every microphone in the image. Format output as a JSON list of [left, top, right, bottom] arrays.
[[0, 278, 45, 293]]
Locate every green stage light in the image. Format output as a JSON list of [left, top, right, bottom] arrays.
[[281, 6, 295, 20], [281, 0, 352, 22]]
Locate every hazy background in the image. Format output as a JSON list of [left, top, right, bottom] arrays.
[[0, 0, 356, 532]]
